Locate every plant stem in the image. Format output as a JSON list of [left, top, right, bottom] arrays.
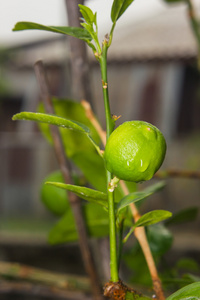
[[99, 40, 119, 282], [117, 220, 124, 272], [107, 172, 119, 282], [100, 41, 114, 139]]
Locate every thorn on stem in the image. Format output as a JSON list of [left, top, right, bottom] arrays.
[[108, 177, 120, 192], [112, 115, 121, 121], [102, 80, 108, 89]]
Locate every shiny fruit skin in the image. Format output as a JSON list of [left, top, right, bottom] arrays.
[[104, 121, 166, 182]]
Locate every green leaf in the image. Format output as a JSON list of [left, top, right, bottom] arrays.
[[111, 0, 135, 23], [83, 203, 109, 238], [41, 171, 69, 216], [142, 181, 166, 194], [37, 99, 107, 192], [79, 5, 101, 53], [72, 151, 106, 192], [134, 210, 172, 228], [49, 207, 78, 243], [46, 182, 108, 208], [13, 22, 92, 41], [147, 224, 173, 256], [12, 112, 90, 133], [124, 210, 172, 243], [80, 23, 95, 39], [79, 5, 95, 25], [86, 41, 97, 52], [48, 203, 109, 244], [117, 181, 165, 213], [166, 282, 200, 300], [117, 191, 152, 213], [13, 110, 101, 156], [165, 207, 198, 226]]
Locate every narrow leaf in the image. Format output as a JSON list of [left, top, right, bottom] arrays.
[[134, 210, 172, 228], [46, 182, 108, 207], [142, 181, 166, 194], [79, 5, 95, 24], [111, 0, 135, 23], [37, 99, 106, 192], [123, 210, 172, 243], [117, 181, 165, 213], [117, 191, 153, 213], [166, 282, 200, 300], [13, 22, 92, 41], [12, 112, 90, 133], [81, 23, 94, 37]]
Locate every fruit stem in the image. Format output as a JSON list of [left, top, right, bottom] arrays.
[[99, 38, 119, 283]]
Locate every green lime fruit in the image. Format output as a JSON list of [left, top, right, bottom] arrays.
[[104, 121, 166, 182], [41, 171, 69, 216]]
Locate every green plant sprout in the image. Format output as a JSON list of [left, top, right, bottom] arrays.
[[12, 0, 200, 299]]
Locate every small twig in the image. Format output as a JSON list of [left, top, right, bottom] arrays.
[[0, 279, 91, 300], [82, 100, 165, 299], [34, 61, 103, 300], [155, 169, 200, 179], [0, 261, 90, 292], [81, 100, 106, 146]]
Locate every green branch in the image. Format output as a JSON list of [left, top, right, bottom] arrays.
[[99, 41, 114, 139], [99, 38, 118, 282]]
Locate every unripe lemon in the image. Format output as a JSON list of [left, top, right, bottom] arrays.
[[41, 171, 69, 216], [104, 121, 166, 182]]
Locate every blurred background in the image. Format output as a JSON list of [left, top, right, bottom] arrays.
[[0, 0, 200, 298]]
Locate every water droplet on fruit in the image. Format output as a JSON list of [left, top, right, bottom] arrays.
[[140, 159, 149, 172]]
